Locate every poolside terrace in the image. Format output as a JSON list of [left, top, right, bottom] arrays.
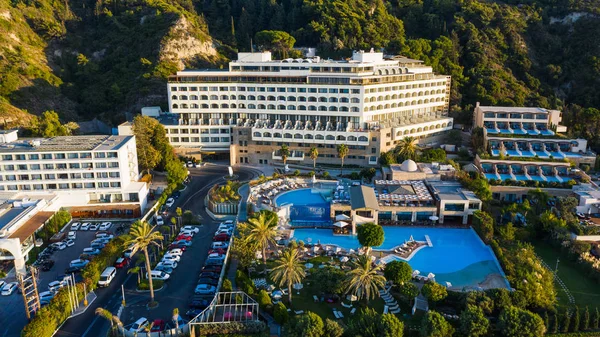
[[476, 155, 576, 184], [488, 137, 593, 161]]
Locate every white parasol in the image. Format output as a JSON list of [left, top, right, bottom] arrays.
[[305, 262, 314, 269], [293, 283, 304, 294], [340, 256, 349, 263], [412, 270, 420, 277], [333, 221, 348, 228], [427, 272, 436, 280], [335, 214, 351, 221]]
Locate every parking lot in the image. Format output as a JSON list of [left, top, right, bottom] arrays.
[[0, 220, 130, 337], [119, 219, 223, 330]]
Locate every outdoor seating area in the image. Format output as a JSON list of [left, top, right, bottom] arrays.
[[249, 178, 309, 207], [379, 288, 401, 314], [391, 237, 425, 258], [374, 180, 434, 207]]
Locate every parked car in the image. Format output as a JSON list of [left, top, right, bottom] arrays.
[[168, 243, 188, 251], [39, 291, 55, 302], [99, 222, 112, 230], [150, 319, 165, 332], [96, 233, 114, 240], [172, 240, 192, 247], [186, 161, 194, 168], [89, 223, 99, 231], [148, 270, 170, 281], [213, 234, 230, 242], [114, 257, 130, 268], [165, 198, 175, 208], [82, 248, 101, 256], [207, 253, 225, 260], [199, 272, 219, 279], [194, 284, 216, 295], [181, 226, 199, 233], [129, 317, 149, 333], [64, 266, 81, 274], [70, 222, 80, 231], [65, 239, 75, 247], [48, 281, 65, 292], [156, 216, 164, 226], [175, 235, 192, 241], [91, 242, 105, 250], [40, 260, 55, 271], [197, 277, 218, 286], [70, 259, 89, 269], [157, 260, 178, 269], [202, 265, 222, 273], [124, 248, 134, 258], [67, 231, 76, 240], [154, 265, 174, 274], [162, 254, 181, 262], [214, 229, 231, 236], [80, 222, 91, 230], [186, 308, 204, 318], [51, 242, 67, 250], [208, 248, 227, 255], [211, 242, 229, 249], [168, 248, 184, 256], [189, 296, 210, 309], [205, 258, 224, 266]]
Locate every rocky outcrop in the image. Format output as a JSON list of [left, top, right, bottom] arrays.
[[159, 16, 218, 70]]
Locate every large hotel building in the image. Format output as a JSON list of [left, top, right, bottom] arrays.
[[162, 50, 453, 166]]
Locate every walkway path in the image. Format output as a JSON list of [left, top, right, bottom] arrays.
[[536, 253, 575, 304]]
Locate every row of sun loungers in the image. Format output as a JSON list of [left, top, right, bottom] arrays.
[[379, 289, 401, 314], [442, 313, 459, 320]]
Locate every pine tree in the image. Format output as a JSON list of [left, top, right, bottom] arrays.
[[552, 313, 559, 334], [572, 307, 580, 332], [593, 307, 600, 329], [583, 306, 590, 331], [562, 310, 571, 333]]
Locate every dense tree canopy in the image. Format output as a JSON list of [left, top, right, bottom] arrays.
[[498, 306, 546, 337], [357, 223, 384, 250], [384, 261, 413, 286]]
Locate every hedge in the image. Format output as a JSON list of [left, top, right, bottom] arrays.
[[193, 321, 267, 335], [548, 332, 600, 336], [138, 279, 164, 291], [81, 234, 131, 289]]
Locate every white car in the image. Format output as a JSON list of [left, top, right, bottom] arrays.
[[99, 222, 112, 230], [156, 216, 164, 226], [70, 222, 80, 231], [129, 317, 149, 333], [179, 230, 195, 237], [48, 281, 65, 292], [165, 198, 175, 208], [39, 291, 55, 301], [157, 260, 178, 269], [214, 229, 231, 236], [218, 224, 232, 231], [80, 222, 91, 230], [96, 233, 114, 240], [0, 282, 16, 296], [194, 284, 216, 295], [162, 254, 181, 262], [52, 242, 67, 250], [168, 248, 184, 256], [65, 239, 75, 247], [211, 242, 228, 249], [181, 226, 200, 233], [89, 223, 99, 231], [68, 231, 76, 240], [0, 281, 6, 289], [208, 253, 225, 261], [148, 270, 170, 281]]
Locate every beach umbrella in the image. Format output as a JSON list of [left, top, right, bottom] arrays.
[[429, 215, 439, 221], [445, 282, 452, 288], [325, 246, 332, 251], [340, 256, 349, 263], [412, 270, 420, 277], [349, 249, 356, 255], [333, 221, 347, 228], [305, 263, 314, 269], [293, 283, 304, 294], [427, 272, 436, 280], [313, 246, 320, 253], [272, 290, 283, 299], [370, 255, 377, 262], [335, 247, 342, 253]]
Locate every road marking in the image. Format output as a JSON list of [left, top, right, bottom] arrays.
[[81, 316, 100, 337]]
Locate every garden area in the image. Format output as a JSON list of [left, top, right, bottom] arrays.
[[209, 180, 242, 204]]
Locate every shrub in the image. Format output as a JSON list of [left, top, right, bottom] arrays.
[[274, 302, 289, 325], [286, 311, 324, 337], [420, 311, 454, 337], [293, 169, 300, 176], [257, 290, 272, 309], [138, 279, 164, 290], [421, 282, 448, 302], [384, 261, 412, 286], [221, 279, 233, 292]]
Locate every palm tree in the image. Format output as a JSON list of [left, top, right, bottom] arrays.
[[245, 212, 278, 264], [126, 221, 163, 303], [397, 136, 418, 160], [336, 144, 349, 175], [280, 144, 290, 168], [270, 249, 305, 304], [95, 307, 122, 333], [309, 147, 319, 169], [344, 255, 386, 305]]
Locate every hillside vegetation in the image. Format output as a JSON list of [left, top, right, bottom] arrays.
[[1, 0, 600, 149]]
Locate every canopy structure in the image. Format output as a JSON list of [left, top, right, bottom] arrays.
[[335, 214, 351, 221], [333, 221, 349, 228]]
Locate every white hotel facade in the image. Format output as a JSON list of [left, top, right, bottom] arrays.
[[0, 130, 148, 215], [163, 50, 453, 166]]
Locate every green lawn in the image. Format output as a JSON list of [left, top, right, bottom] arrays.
[[532, 241, 600, 308]]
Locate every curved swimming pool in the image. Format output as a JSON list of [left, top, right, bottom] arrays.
[[291, 227, 509, 289]]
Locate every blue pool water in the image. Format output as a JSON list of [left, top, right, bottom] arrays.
[[498, 174, 512, 181], [484, 173, 499, 180], [292, 227, 508, 288], [275, 189, 331, 224]]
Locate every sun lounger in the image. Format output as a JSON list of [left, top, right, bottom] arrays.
[[337, 311, 344, 318], [350, 308, 356, 315], [341, 302, 353, 308], [383, 305, 389, 314], [294, 310, 304, 315], [390, 307, 401, 314]]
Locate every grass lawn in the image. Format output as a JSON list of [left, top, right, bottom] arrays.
[[532, 241, 600, 308]]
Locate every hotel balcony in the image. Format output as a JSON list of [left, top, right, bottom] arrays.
[[251, 119, 370, 145], [272, 150, 305, 161]]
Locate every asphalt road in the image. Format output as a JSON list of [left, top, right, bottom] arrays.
[[54, 164, 260, 337]]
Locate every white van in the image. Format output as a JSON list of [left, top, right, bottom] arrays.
[[148, 270, 170, 281], [98, 267, 117, 287]]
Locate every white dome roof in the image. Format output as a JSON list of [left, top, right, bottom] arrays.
[[400, 159, 418, 172]]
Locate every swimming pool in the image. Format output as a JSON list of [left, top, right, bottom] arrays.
[[292, 227, 509, 289], [275, 188, 332, 225]]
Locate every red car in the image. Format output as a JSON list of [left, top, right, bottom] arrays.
[[168, 243, 188, 251], [150, 319, 165, 332], [208, 248, 227, 255], [114, 257, 130, 268], [202, 265, 222, 273], [176, 235, 192, 241], [213, 234, 230, 242]]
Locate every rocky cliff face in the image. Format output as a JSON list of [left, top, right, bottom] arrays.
[[160, 16, 219, 71]]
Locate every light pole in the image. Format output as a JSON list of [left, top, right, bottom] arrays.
[[121, 284, 126, 307], [555, 258, 560, 273]]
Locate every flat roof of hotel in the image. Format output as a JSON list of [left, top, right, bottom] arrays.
[[0, 207, 29, 231], [0, 135, 133, 153], [479, 106, 555, 114]]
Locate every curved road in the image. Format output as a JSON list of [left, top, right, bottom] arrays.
[[54, 164, 260, 337]]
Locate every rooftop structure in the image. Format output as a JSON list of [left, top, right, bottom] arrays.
[[159, 49, 453, 166], [382, 159, 456, 181]]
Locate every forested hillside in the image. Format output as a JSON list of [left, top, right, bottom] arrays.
[[1, 0, 600, 148]]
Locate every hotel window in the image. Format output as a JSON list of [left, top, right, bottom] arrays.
[[84, 182, 95, 188], [69, 163, 81, 169], [83, 173, 94, 179], [351, 89, 360, 94], [28, 154, 39, 160], [99, 182, 110, 188], [1, 155, 12, 161], [59, 183, 69, 189], [56, 163, 67, 169], [109, 172, 120, 178], [110, 182, 121, 188], [42, 154, 52, 160], [18, 164, 27, 170], [71, 183, 83, 189], [298, 88, 307, 93], [68, 153, 79, 159], [47, 183, 57, 190], [33, 184, 44, 190], [107, 152, 118, 158], [44, 174, 55, 179], [15, 154, 25, 160], [58, 173, 68, 180], [98, 172, 108, 179], [5, 175, 16, 181], [95, 163, 107, 169], [95, 152, 106, 159], [71, 173, 82, 179], [55, 153, 66, 159], [82, 163, 93, 169], [30, 164, 41, 170]]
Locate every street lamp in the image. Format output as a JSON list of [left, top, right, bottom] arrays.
[[555, 258, 560, 273]]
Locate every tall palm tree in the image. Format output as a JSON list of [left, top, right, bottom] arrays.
[[270, 249, 306, 304], [280, 144, 290, 168], [126, 221, 163, 303], [337, 144, 349, 175], [308, 147, 319, 169], [245, 212, 278, 264], [95, 307, 122, 333], [397, 136, 418, 160], [344, 255, 386, 304]]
